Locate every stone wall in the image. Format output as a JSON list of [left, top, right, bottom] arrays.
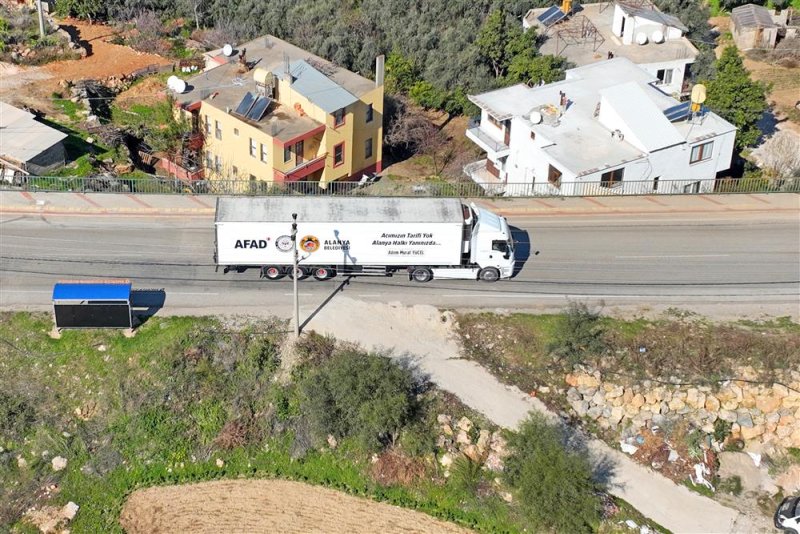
[[565, 368, 800, 449]]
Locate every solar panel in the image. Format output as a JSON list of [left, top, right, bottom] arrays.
[[234, 92, 256, 116], [246, 96, 271, 121], [537, 6, 561, 24], [663, 101, 690, 122], [545, 9, 567, 26]]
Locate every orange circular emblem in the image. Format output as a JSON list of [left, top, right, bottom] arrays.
[[300, 235, 320, 253]]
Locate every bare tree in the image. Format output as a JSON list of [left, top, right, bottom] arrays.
[[760, 131, 800, 178], [385, 98, 451, 175]]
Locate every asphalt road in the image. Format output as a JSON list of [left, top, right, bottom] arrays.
[[1, 211, 798, 318]]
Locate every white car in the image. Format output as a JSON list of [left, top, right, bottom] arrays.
[[775, 496, 800, 534]]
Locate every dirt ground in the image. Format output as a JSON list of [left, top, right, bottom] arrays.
[[119, 479, 472, 534], [0, 18, 170, 113]]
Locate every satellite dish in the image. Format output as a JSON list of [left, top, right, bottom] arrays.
[[690, 84, 707, 104], [167, 75, 179, 90], [651, 30, 664, 43], [529, 111, 543, 124], [222, 44, 234, 57], [636, 32, 648, 45], [173, 78, 187, 94]]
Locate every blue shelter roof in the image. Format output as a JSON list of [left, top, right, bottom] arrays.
[[53, 281, 132, 302]]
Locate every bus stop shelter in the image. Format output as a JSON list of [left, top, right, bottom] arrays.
[[52, 280, 133, 331]]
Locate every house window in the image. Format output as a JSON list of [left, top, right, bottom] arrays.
[[234, 128, 239, 136], [284, 145, 292, 163], [205, 150, 212, 169], [250, 138, 257, 157], [690, 141, 713, 164], [548, 164, 562, 188], [204, 115, 210, 134], [214, 155, 221, 173], [601, 167, 624, 188], [366, 103, 373, 123], [334, 142, 344, 166], [487, 114, 501, 129], [249, 174, 256, 181], [232, 165, 238, 177], [656, 68, 673, 85], [365, 138, 373, 159], [653, 176, 660, 191], [214, 120, 222, 140], [530, 131, 536, 141], [260, 143, 268, 163], [333, 108, 345, 127]]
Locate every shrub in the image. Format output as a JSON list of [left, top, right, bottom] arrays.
[[718, 475, 743, 496], [547, 302, 608, 366], [504, 413, 601, 532], [449, 456, 484, 494], [0, 392, 36, 442], [301, 350, 419, 449]]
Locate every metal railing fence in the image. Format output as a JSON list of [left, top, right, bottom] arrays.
[[1, 175, 798, 197]]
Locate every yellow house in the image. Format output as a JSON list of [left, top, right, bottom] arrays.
[[173, 35, 384, 187]]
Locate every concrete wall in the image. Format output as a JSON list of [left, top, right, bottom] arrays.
[[638, 58, 693, 96], [732, 25, 779, 50]]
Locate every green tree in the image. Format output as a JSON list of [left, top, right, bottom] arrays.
[[506, 54, 567, 85], [385, 50, 420, 94], [705, 46, 769, 150], [301, 350, 419, 449], [476, 10, 508, 78], [504, 414, 602, 532]]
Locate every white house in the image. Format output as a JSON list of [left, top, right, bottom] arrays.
[[524, 1, 698, 96], [464, 58, 736, 196]]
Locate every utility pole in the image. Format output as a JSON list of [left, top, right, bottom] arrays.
[[291, 213, 300, 338], [36, 0, 46, 39]]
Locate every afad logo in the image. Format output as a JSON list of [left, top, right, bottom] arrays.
[[300, 235, 320, 253]]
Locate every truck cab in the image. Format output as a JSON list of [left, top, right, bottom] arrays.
[[468, 203, 516, 281]]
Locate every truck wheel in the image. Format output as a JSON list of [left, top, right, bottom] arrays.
[[313, 267, 335, 281], [287, 266, 309, 280], [411, 267, 433, 283], [479, 267, 500, 282], [262, 266, 284, 280]]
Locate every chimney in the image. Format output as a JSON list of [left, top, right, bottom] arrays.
[[284, 53, 292, 84], [375, 54, 385, 87]]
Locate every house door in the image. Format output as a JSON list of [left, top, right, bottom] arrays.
[[503, 122, 511, 146], [295, 141, 304, 165], [683, 181, 700, 194]]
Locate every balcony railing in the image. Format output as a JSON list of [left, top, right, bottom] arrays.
[[466, 119, 509, 154], [277, 153, 327, 182]]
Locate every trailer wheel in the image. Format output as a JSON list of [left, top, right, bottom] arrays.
[[287, 266, 310, 280], [312, 267, 335, 281], [478, 267, 500, 282], [411, 267, 433, 283], [262, 266, 284, 280]]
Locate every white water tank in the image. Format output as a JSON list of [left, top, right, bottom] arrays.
[[651, 30, 664, 43], [636, 32, 648, 45]]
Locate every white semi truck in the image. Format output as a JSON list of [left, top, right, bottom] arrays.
[[214, 197, 515, 282]]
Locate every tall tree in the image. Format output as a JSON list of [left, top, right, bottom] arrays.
[[475, 9, 508, 78], [705, 46, 769, 150]]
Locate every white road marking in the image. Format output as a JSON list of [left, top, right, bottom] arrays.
[[615, 254, 731, 259]]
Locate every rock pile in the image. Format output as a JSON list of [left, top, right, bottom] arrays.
[[435, 415, 508, 474], [565, 369, 800, 449]]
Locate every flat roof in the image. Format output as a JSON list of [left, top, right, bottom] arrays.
[[175, 62, 323, 143], [617, 2, 687, 32], [215, 197, 465, 224], [53, 281, 132, 301], [0, 101, 67, 164], [529, 3, 698, 67], [467, 58, 735, 176], [176, 35, 377, 142]]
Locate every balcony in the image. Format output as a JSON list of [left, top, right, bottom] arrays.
[[159, 154, 204, 182], [465, 119, 510, 157], [463, 159, 507, 195], [275, 153, 327, 182]]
